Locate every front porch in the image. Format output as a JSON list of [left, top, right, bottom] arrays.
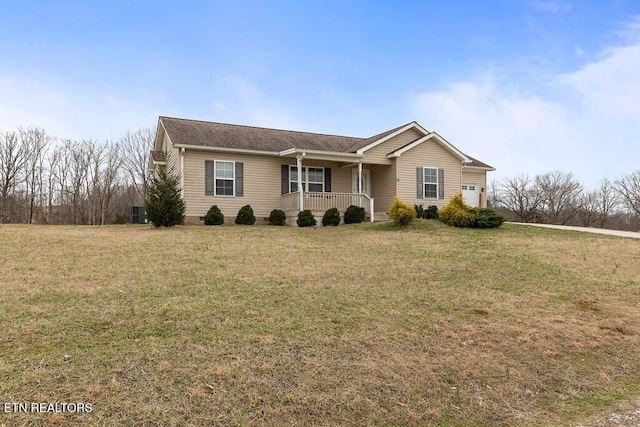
[[282, 191, 374, 224]]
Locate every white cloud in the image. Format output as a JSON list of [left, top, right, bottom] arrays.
[[557, 43, 640, 120], [411, 21, 640, 189]]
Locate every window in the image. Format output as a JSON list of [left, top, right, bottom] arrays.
[[215, 161, 234, 196], [423, 167, 438, 198], [290, 166, 324, 193], [307, 167, 324, 192]]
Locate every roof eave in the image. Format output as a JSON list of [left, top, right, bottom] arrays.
[[279, 148, 363, 162], [463, 165, 496, 172], [172, 144, 281, 156]]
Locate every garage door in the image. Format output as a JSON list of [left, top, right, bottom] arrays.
[[461, 184, 479, 207]]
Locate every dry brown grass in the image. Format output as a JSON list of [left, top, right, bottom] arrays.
[[0, 221, 639, 426]]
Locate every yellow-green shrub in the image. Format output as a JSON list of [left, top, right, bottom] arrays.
[[389, 197, 417, 226], [439, 194, 476, 227]]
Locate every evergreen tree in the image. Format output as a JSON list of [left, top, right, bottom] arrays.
[[144, 170, 185, 227]]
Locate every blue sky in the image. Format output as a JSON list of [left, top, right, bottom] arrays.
[[1, 1, 639, 188]]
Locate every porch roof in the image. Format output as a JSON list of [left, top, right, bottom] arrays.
[[279, 148, 362, 162]]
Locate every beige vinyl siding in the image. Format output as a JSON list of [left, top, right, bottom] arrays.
[[182, 150, 352, 219], [165, 134, 180, 176], [396, 140, 462, 208], [462, 170, 488, 207], [361, 129, 422, 165], [370, 163, 396, 215]]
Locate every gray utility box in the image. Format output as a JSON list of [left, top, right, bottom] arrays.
[[130, 206, 147, 224]]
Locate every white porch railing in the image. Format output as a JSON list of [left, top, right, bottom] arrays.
[[282, 191, 374, 220]]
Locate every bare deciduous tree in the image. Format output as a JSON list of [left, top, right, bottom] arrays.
[[595, 178, 619, 228], [120, 127, 156, 202], [20, 128, 50, 224], [575, 190, 599, 227], [0, 131, 27, 223], [535, 171, 582, 225], [95, 142, 123, 225], [487, 179, 501, 208], [615, 171, 640, 218], [498, 175, 542, 222]]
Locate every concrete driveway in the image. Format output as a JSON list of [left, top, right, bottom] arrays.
[[507, 222, 640, 239]]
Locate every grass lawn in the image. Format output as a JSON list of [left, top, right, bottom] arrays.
[[1, 221, 639, 426]]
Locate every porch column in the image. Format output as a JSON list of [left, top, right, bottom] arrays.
[[358, 161, 363, 207], [297, 153, 305, 211]]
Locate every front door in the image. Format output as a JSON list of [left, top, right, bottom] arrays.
[[352, 168, 371, 195]]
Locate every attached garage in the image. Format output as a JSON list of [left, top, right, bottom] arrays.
[[461, 184, 479, 207]]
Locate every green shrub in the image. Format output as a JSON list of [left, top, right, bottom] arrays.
[[234, 204, 256, 225], [425, 205, 439, 219], [439, 194, 476, 227], [344, 205, 365, 224], [296, 209, 317, 227], [268, 209, 286, 226], [475, 208, 507, 229], [414, 204, 438, 219], [389, 197, 417, 226], [439, 194, 505, 228], [204, 205, 224, 225], [144, 170, 185, 227], [322, 208, 341, 226]]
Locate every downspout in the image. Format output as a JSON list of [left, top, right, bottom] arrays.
[[460, 160, 464, 199], [180, 147, 185, 197], [297, 153, 305, 212]]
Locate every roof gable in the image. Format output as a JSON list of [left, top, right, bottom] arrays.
[[351, 122, 428, 154], [387, 132, 471, 163]]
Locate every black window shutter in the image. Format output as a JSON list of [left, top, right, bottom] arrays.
[[235, 162, 243, 197], [281, 165, 289, 194], [438, 168, 445, 199], [324, 168, 331, 192], [416, 167, 424, 199], [205, 161, 214, 195]]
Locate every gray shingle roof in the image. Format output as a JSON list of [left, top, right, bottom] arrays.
[[465, 156, 494, 169], [150, 150, 166, 162], [160, 116, 365, 153], [159, 116, 493, 169]]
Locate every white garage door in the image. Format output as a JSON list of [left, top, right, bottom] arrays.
[[461, 184, 479, 207]]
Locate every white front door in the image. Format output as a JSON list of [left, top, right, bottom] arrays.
[[461, 184, 479, 207], [352, 168, 371, 195]]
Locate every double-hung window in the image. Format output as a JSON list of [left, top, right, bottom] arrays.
[[290, 166, 324, 192], [215, 161, 234, 196], [423, 167, 438, 199]]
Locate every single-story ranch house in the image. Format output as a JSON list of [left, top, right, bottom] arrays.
[[150, 116, 494, 224]]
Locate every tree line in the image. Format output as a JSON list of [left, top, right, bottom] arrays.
[[0, 127, 155, 224], [488, 171, 640, 231]]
